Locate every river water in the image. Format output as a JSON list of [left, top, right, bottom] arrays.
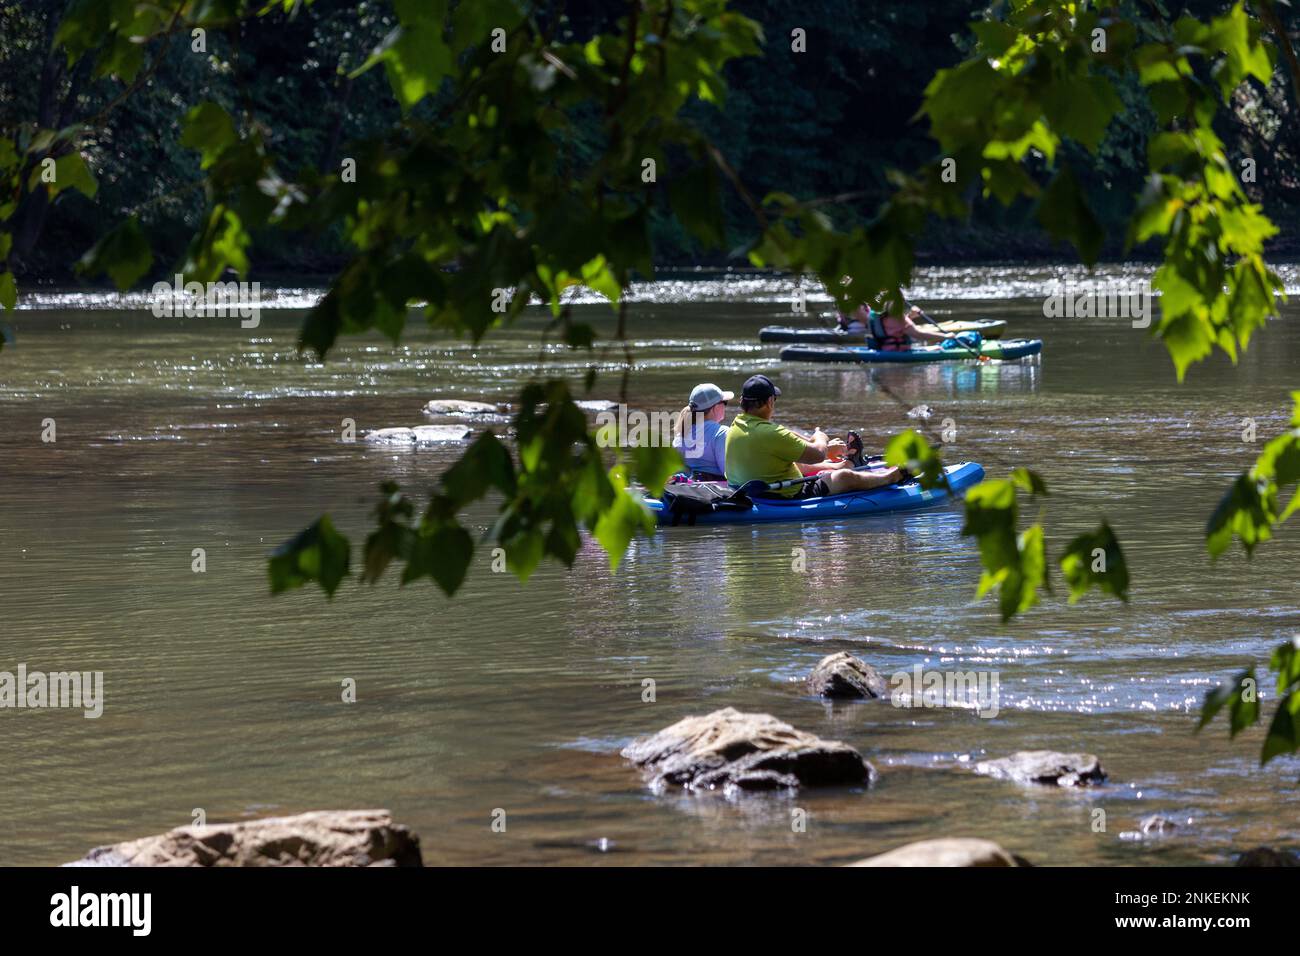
[[1, 265, 1297, 866]]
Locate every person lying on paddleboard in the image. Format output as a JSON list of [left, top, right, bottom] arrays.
[[724, 375, 901, 498], [672, 382, 734, 481], [836, 309, 867, 333], [865, 303, 958, 351]]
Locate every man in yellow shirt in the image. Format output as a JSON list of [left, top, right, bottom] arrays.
[[724, 375, 901, 498]]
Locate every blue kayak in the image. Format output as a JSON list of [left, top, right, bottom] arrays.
[[644, 462, 985, 526], [780, 338, 1042, 363]]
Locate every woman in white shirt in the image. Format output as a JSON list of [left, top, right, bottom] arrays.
[[672, 382, 734, 480]]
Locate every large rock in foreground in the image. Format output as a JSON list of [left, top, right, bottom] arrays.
[[621, 707, 874, 794], [848, 838, 1026, 867], [66, 810, 421, 867], [1236, 846, 1299, 867], [974, 750, 1107, 787], [807, 652, 890, 700]]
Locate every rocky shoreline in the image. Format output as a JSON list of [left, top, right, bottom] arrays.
[[63, 650, 1298, 867]]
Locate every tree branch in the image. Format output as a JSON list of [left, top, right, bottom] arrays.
[[1256, 0, 1300, 108]]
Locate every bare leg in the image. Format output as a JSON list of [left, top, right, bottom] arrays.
[[823, 466, 902, 494]]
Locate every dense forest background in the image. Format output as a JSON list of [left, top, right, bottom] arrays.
[[2, 0, 1298, 282]]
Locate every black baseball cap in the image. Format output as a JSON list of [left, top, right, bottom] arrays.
[[741, 374, 781, 401]]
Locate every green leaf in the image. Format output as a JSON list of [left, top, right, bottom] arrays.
[[361, 482, 416, 584], [1198, 668, 1258, 734], [1206, 472, 1273, 557], [961, 479, 1048, 621], [95, 34, 145, 82], [403, 522, 474, 596], [180, 102, 238, 170], [1009, 468, 1048, 496], [380, 22, 453, 110], [1059, 521, 1129, 604], [1206, 406, 1300, 557], [53, 0, 113, 66], [592, 465, 654, 571], [632, 445, 684, 497], [669, 164, 725, 250], [1036, 165, 1103, 267], [268, 515, 351, 598], [442, 431, 517, 504], [450, 0, 522, 54], [1042, 75, 1122, 153], [1271, 638, 1300, 696], [0, 271, 15, 311], [1004, 523, 1047, 621], [884, 429, 946, 489], [51, 151, 97, 198], [184, 206, 250, 281], [300, 289, 342, 359], [1260, 692, 1300, 765], [76, 218, 153, 290]]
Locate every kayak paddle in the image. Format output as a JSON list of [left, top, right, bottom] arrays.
[[910, 306, 990, 363]]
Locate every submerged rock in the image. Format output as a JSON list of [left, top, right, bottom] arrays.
[[974, 750, 1107, 787], [423, 399, 500, 416], [364, 424, 472, 444], [411, 424, 472, 442], [1236, 846, 1299, 867], [848, 838, 1026, 868], [66, 809, 421, 867], [1138, 814, 1179, 836], [621, 706, 874, 794], [807, 652, 890, 700]]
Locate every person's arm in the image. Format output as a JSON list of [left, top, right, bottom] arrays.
[[774, 423, 847, 465], [902, 308, 953, 343], [710, 424, 728, 475], [797, 428, 850, 464]]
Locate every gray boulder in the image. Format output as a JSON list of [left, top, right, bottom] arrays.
[[974, 750, 1107, 787], [66, 809, 421, 867], [423, 399, 500, 416], [621, 706, 874, 794], [848, 837, 1026, 867], [364, 424, 472, 444], [807, 652, 890, 700]]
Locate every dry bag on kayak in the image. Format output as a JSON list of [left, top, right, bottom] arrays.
[[941, 330, 983, 350], [658, 483, 753, 526]]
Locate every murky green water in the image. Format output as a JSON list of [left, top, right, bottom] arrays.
[[1, 265, 1297, 866]]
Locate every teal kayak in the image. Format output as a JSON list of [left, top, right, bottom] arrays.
[[644, 462, 985, 526], [780, 339, 1042, 363]]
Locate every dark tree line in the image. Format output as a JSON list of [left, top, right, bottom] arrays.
[[1, 0, 1297, 281]]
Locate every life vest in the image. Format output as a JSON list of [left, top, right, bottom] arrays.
[[867, 309, 910, 351]]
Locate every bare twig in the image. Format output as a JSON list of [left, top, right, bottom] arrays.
[[83, 5, 185, 130]]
